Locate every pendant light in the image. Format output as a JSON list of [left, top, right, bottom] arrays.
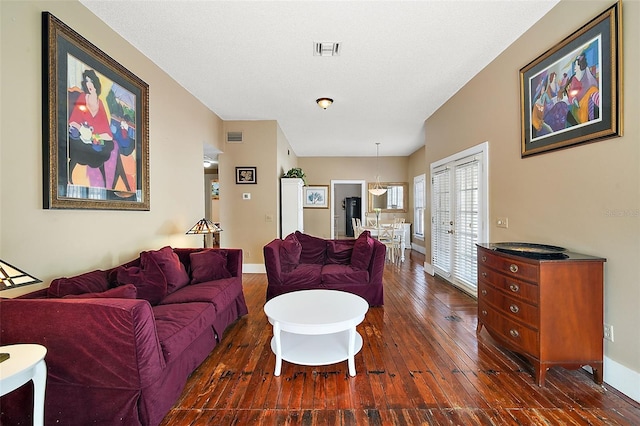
[[368, 142, 387, 196]]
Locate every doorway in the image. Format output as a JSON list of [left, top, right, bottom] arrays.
[[430, 142, 488, 296], [330, 180, 367, 239]]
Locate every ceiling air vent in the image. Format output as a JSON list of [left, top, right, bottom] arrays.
[[226, 131, 243, 143], [314, 41, 341, 57]]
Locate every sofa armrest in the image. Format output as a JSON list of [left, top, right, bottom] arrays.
[[0, 298, 165, 389], [368, 239, 387, 285], [263, 239, 284, 286]]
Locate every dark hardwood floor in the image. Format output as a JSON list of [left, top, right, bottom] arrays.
[[160, 250, 640, 425]]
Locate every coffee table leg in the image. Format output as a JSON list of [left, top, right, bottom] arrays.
[[33, 359, 47, 426], [273, 321, 282, 376], [348, 327, 356, 376]]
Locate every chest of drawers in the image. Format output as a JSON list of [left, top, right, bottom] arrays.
[[476, 243, 605, 386]]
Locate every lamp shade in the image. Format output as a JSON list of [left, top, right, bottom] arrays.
[[186, 218, 222, 248], [0, 259, 42, 291], [368, 143, 388, 196], [186, 218, 221, 235]]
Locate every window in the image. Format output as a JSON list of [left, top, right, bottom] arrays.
[[413, 174, 426, 238]]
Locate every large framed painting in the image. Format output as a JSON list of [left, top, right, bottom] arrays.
[[520, 1, 622, 157], [42, 12, 150, 210]]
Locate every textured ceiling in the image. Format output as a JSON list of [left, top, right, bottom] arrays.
[[80, 0, 560, 158]]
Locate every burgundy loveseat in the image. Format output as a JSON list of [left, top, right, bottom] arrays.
[[263, 231, 386, 306], [0, 247, 247, 426]]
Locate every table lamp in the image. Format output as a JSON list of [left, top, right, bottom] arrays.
[[0, 259, 42, 291], [185, 218, 222, 248]]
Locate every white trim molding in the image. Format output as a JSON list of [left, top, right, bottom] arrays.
[[243, 264, 266, 274]]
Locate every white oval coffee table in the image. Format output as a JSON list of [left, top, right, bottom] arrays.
[[264, 289, 369, 377]]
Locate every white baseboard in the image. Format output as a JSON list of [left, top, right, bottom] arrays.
[[411, 243, 426, 255], [243, 263, 266, 273], [423, 262, 435, 276], [603, 356, 640, 403]]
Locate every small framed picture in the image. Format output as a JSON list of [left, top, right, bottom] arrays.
[[303, 185, 329, 209], [235, 167, 257, 184]]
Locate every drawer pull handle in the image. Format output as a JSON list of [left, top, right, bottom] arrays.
[[509, 329, 520, 338], [481, 289, 487, 296], [481, 310, 487, 316], [509, 283, 520, 293], [509, 304, 519, 313], [482, 256, 487, 262], [509, 264, 519, 273], [481, 272, 487, 278]]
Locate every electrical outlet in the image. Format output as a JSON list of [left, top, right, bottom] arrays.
[[603, 323, 614, 342]]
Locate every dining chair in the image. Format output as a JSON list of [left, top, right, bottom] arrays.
[[377, 225, 401, 262]]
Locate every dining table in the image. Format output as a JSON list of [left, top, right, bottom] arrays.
[[360, 223, 407, 262]]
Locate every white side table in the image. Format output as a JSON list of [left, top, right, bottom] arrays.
[[0, 344, 47, 426]]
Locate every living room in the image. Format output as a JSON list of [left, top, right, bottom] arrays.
[[1, 0, 638, 418]]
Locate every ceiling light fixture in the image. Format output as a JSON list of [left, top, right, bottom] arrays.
[[368, 142, 387, 196], [316, 98, 333, 109]]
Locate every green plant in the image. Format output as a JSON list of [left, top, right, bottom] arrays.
[[283, 167, 307, 185]]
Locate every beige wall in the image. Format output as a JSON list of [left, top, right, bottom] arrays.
[[0, 0, 222, 297], [220, 120, 280, 265], [299, 156, 411, 238], [407, 146, 427, 251], [425, 0, 639, 375]]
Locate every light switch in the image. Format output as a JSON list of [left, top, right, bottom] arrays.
[[496, 217, 509, 228], [242, 193, 251, 200]]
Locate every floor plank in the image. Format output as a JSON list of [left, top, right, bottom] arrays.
[[160, 250, 640, 425]]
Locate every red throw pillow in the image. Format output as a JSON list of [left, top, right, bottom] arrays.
[[116, 253, 167, 305], [48, 269, 110, 298], [295, 231, 327, 264], [189, 250, 232, 284], [63, 284, 137, 299], [351, 230, 375, 270], [144, 246, 190, 294], [280, 233, 302, 273]]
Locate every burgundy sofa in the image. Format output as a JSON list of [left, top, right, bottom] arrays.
[[263, 231, 386, 306], [0, 247, 248, 426]]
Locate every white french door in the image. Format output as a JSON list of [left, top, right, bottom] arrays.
[[431, 143, 488, 296]]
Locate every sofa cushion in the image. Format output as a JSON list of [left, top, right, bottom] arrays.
[[280, 233, 302, 273], [321, 264, 370, 284], [48, 269, 110, 298], [295, 231, 327, 264], [159, 277, 242, 314], [63, 284, 137, 299], [189, 250, 232, 284], [281, 263, 323, 286], [116, 253, 167, 305], [152, 302, 217, 363], [351, 230, 375, 270], [326, 240, 354, 265], [145, 246, 190, 294]]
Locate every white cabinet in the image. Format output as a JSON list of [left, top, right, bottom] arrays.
[[281, 178, 304, 238]]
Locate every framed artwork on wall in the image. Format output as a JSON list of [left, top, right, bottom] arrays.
[[42, 12, 150, 210], [303, 185, 329, 209], [235, 167, 257, 184], [519, 1, 622, 157], [211, 180, 220, 199]]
